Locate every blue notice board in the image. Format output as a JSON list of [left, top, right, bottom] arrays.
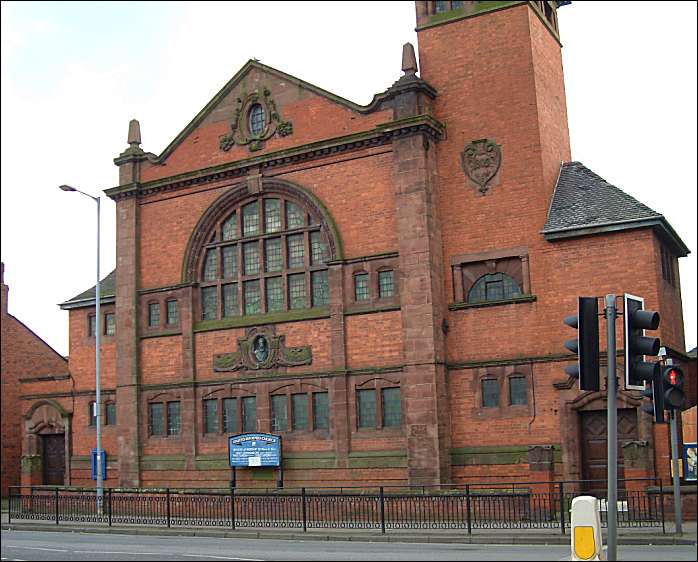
[[229, 433, 281, 468], [91, 449, 107, 480]]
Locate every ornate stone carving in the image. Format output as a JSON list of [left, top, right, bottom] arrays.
[[461, 138, 502, 194], [213, 326, 312, 372], [219, 88, 293, 153]]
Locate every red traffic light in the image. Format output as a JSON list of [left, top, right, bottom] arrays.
[[667, 369, 679, 386]]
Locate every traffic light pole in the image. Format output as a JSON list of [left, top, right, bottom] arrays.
[[669, 409, 683, 534], [605, 294, 618, 562]]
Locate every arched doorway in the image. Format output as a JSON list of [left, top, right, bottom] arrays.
[[23, 400, 71, 486]]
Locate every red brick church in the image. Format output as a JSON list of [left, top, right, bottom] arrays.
[[19, 1, 692, 491]]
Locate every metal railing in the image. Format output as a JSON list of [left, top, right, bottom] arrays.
[[8, 478, 664, 534]]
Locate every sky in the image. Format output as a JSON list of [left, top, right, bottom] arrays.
[[1, 1, 696, 357]]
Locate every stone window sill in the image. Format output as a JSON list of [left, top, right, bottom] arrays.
[[449, 294, 536, 311]]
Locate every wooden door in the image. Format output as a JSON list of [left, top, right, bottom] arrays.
[[42, 434, 65, 486], [580, 408, 638, 493]]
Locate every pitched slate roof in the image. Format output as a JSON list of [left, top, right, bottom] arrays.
[[543, 162, 689, 256], [60, 269, 116, 309]]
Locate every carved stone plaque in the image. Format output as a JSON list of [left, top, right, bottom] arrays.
[[461, 138, 502, 194], [214, 326, 311, 372]]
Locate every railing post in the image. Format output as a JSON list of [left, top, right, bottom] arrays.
[[166, 488, 171, 528], [559, 481, 566, 535], [230, 487, 236, 530], [465, 484, 472, 535], [379, 486, 386, 534], [55, 487, 60, 525], [302, 487, 307, 533], [659, 479, 665, 535], [108, 488, 112, 527], [8, 487, 12, 524]]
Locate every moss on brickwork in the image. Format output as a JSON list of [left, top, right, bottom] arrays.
[[141, 456, 187, 470], [20, 455, 41, 474], [348, 450, 407, 469], [423, 1, 523, 27], [450, 444, 561, 466]]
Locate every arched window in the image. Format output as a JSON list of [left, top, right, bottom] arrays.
[[467, 272, 522, 304], [198, 195, 331, 321]]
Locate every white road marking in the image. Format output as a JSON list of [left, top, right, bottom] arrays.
[[74, 550, 168, 556], [4, 546, 68, 552], [182, 556, 263, 561]]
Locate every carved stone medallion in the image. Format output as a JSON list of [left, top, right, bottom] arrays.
[[214, 326, 311, 372], [219, 88, 293, 153], [460, 138, 502, 195]]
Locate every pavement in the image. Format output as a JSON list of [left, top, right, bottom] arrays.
[[1, 511, 695, 545]]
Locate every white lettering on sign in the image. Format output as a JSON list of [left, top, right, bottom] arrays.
[[248, 456, 262, 467]]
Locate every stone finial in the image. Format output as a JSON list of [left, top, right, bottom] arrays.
[[401, 43, 418, 76], [127, 119, 141, 147]]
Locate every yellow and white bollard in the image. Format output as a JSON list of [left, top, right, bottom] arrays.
[[571, 496, 606, 561]]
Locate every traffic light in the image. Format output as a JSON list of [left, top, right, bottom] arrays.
[[624, 294, 660, 391], [640, 376, 665, 423], [662, 366, 686, 411], [564, 296, 600, 391]]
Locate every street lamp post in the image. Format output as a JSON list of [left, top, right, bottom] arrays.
[[59, 184, 103, 512]]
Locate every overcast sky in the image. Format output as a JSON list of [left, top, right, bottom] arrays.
[[1, 1, 696, 357]]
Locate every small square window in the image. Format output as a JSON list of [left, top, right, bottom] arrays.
[[105, 402, 117, 426], [378, 271, 394, 298], [105, 313, 116, 336], [166, 300, 179, 325], [381, 387, 401, 427], [148, 303, 161, 328], [357, 389, 376, 428], [482, 379, 500, 408], [149, 403, 165, 436], [355, 273, 370, 301], [509, 376, 528, 406]]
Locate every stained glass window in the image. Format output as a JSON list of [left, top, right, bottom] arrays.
[[242, 202, 260, 236], [243, 242, 260, 275], [287, 234, 304, 269], [223, 398, 238, 433], [289, 274, 306, 310], [355, 273, 370, 301], [310, 231, 328, 265], [271, 395, 288, 432], [204, 249, 218, 281], [286, 201, 305, 229], [242, 396, 257, 432], [149, 303, 161, 327], [313, 392, 329, 430], [204, 399, 219, 434], [509, 376, 528, 406], [223, 246, 238, 278], [292, 394, 309, 431], [382, 387, 401, 427], [265, 238, 282, 272], [166, 300, 179, 325], [468, 273, 521, 303], [249, 103, 266, 136], [482, 379, 500, 408], [244, 280, 261, 315], [266, 277, 284, 312], [357, 389, 376, 429], [167, 402, 181, 436], [378, 271, 394, 298], [202, 286, 218, 320], [265, 199, 281, 233], [222, 213, 238, 241], [149, 403, 165, 436], [312, 270, 329, 307], [223, 283, 239, 317]]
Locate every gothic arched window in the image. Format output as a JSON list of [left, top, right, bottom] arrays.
[[467, 272, 522, 304], [198, 195, 331, 321]]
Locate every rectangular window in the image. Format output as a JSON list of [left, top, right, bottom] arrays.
[[482, 379, 500, 408], [287, 234, 305, 269], [312, 270, 329, 307], [89, 314, 96, 337], [242, 396, 257, 432], [265, 199, 282, 233], [222, 245, 238, 278], [378, 271, 395, 298], [202, 287, 218, 320], [105, 402, 117, 426], [223, 283, 240, 317], [88, 401, 97, 427], [357, 389, 377, 429], [222, 212, 238, 241], [105, 313, 116, 336], [223, 398, 238, 434], [149, 403, 165, 436], [381, 387, 401, 428], [148, 302, 161, 327], [204, 399, 219, 434], [313, 392, 329, 430], [354, 273, 370, 301], [288, 273, 306, 310], [271, 395, 288, 432], [310, 231, 328, 265], [292, 394, 309, 431], [243, 242, 260, 275], [265, 238, 282, 272], [204, 249, 218, 281], [266, 277, 284, 313], [166, 300, 179, 326], [167, 402, 181, 436], [244, 280, 261, 315], [242, 201, 260, 236], [286, 201, 305, 229], [509, 376, 528, 406]]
